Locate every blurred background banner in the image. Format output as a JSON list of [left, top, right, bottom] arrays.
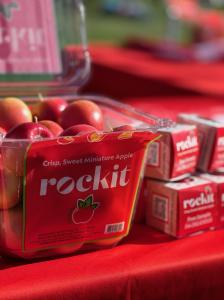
[[84, 0, 224, 61], [82, 0, 224, 118]]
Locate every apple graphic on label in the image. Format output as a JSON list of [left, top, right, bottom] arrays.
[[0, 97, 32, 131], [2, 121, 54, 176], [59, 100, 104, 130], [72, 195, 99, 224]]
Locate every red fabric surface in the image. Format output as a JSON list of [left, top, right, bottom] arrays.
[[125, 96, 224, 120], [1, 45, 224, 299], [82, 44, 224, 98], [1, 225, 224, 300]]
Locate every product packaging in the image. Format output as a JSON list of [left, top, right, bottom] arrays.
[[0, 1, 171, 258], [200, 173, 224, 228], [178, 114, 224, 172], [145, 176, 217, 238], [146, 124, 199, 181]]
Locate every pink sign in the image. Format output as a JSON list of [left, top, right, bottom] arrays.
[[0, 0, 62, 74]]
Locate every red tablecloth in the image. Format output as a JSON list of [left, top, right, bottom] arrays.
[[125, 96, 224, 120], [82, 44, 224, 98], [1, 45, 224, 299], [1, 225, 224, 300]]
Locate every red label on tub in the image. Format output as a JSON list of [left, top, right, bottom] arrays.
[[23, 132, 156, 251], [0, 0, 61, 74]]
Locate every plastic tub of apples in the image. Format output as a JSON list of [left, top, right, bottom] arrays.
[[0, 95, 171, 259], [0, 0, 172, 259]]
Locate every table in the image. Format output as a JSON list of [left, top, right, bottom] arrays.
[[83, 44, 224, 98], [1, 44, 224, 299], [1, 225, 224, 300]]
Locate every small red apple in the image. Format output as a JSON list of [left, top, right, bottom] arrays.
[[59, 100, 104, 130], [0, 97, 32, 131], [113, 125, 135, 132], [5, 121, 54, 140], [0, 204, 22, 253], [39, 120, 63, 137], [35, 97, 68, 121], [0, 204, 83, 258], [0, 205, 39, 258], [60, 124, 97, 137], [93, 237, 122, 247], [51, 243, 84, 256], [2, 122, 54, 176]]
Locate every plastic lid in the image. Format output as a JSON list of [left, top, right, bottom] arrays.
[[0, 0, 90, 97]]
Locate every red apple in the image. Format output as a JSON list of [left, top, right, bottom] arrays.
[[51, 243, 84, 256], [59, 100, 104, 130], [39, 120, 63, 137], [113, 125, 135, 132], [0, 205, 39, 258], [0, 205, 22, 254], [5, 122, 54, 140], [60, 124, 97, 137], [93, 237, 122, 247], [2, 122, 54, 176], [0, 204, 84, 258], [0, 97, 32, 131], [0, 204, 83, 258], [0, 167, 22, 209], [35, 98, 67, 121]]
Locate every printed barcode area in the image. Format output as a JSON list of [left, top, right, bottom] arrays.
[[147, 142, 159, 166], [105, 222, 125, 234], [152, 194, 168, 222]]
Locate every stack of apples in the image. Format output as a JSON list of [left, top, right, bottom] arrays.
[[0, 96, 134, 257], [0, 97, 106, 210]]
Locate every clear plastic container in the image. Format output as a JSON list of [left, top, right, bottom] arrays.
[[0, 0, 171, 259], [0, 0, 90, 97]]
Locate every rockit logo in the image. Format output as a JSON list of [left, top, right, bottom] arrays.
[[0, 2, 19, 20], [183, 187, 214, 210], [176, 134, 198, 152], [39, 164, 131, 196]]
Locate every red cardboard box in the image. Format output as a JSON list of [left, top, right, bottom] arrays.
[[146, 124, 199, 181], [178, 114, 224, 172], [201, 173, 224, 228], [145, 176, 217, 238]]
